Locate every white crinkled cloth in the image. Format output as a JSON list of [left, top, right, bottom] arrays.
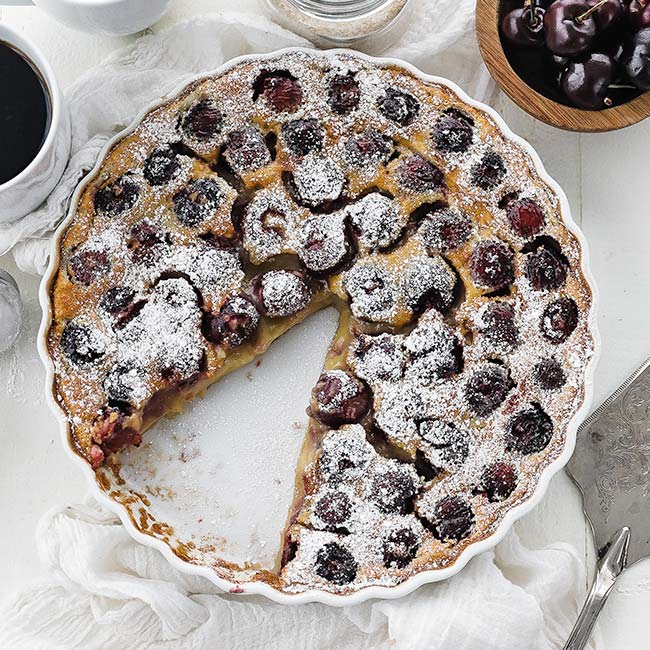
[[0, 8, 601, 650]]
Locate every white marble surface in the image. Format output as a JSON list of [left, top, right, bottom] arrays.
[[1, 1, 649, 647]]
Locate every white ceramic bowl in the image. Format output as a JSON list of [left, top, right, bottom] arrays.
[[38, 48, 601, 606], [0, 23, 70, 223]]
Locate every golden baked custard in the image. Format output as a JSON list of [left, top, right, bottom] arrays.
[[45, 51, 595, 595]]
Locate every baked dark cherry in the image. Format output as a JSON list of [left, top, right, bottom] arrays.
[[251, 270, 311, 318], [181, 99, 223, 140], [103, 365, 145, 406], [100, 286, 134, 316], [397, 154, 444, 193], [480, 462, 518, 501], [351, 333, 405, 382], [256, 71, 303, 113], [60, 321, 105, 365], [143, 147, 181, 186], [534, 357, 567, 390], [544, 0, 597, 56], [419, 208, 471, 253], [504, 196, 545, 239], [129, 220, 163, 265], [382, 527, 420, 568], [313, 490, 352, 530], [526, 245, 567, 291], [368, 464, 419, 514], [282, 118, 324, 156], [328, 73, 361, 114], [501, 5, 546, 47], [224, 127, 271, 172], [470, 151, 507, 190], [507, 403, 553, 454], [343, 129, 393, 167], [68, 249, 110, 286], [418, 420, 469, 470], [431, 109, 474, 152], [405, 321, 463, 383], [426, 495, 474, 542], [314, 542, 358, 585], [561, 54, 615, 109], [173, 178, 225, 227], [465, 363, 514, 416], [202, 296, 260, 348], [378, 87, 420, 126], [469, 240, 515, 291], [479, 301, 519, 349], [94, 175, 139, 217], [541, 298, 579, 343], [310, 370, 370, 427]]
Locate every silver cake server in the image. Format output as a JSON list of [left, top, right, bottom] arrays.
[[564, 357, 650, 650]]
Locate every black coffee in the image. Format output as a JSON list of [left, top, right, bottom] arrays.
[[0, 41, 51, 185]]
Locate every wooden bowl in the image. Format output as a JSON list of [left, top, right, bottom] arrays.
[[476, 0, 650, 132]]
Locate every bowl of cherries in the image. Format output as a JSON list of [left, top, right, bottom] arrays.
[[476, 0, 650, 130]]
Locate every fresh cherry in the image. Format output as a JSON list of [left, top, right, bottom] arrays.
[[544, 0, 597, 56], [629, 0, 650, 30], [624, 28, 650, 90], [586, 0, 624, 30], [560, 53, 615, 108], [501, 4, 546, 47]]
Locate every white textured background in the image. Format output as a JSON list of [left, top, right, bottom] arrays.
[[1, 1, 650, 647]]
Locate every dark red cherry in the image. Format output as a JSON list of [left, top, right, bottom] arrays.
[[469, 240, 515, 290], [143, 147, 181, 186], [561, 53, 615, 109], [501, 5, 546, 47], [397, 154, 444, 193], [173, 178, 225, 227], [68, 249, 110, 286], [128, 220, 163, 265], [368, 464, 419, 514], [313, 490, 352, 530], [343, 129, 393, 166], [425, 495, 474, 542], [544, 0, 597, 56], [470, 151, 506, 190], [382, 527, 420, 568], [628, 0, 650, 29], [465, 363, 514, 416], [202, 296, 260, 348], [534, 357, 567, 390], [310, 370, 370, 427], [504, 196, 545, 238], [181, 99, 223, 140], [526, 245, 568, 290], [480, 462, 518, 501], [586, 0, 624, 30], [624, 28, 650, 90], [378, 87, 420, 126], [507, 403, 553, 454], [479, 301, 519, 348], [282, 118, 324, 156], [431, 109, 474, 152], [314, 542, 357, 584], [60, 321, 105, 365], [419, 208, 472, 253], [541, 298, 579, 343], [94, 175, 139, 217], [256, 71, 303, 113], [328, 73, 361, 114]]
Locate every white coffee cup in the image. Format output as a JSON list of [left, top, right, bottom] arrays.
[[26, 0, 171, 36], [0, 23, 71, 223]]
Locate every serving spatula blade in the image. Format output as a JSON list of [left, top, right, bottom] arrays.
[[564, 357, 650, 649]]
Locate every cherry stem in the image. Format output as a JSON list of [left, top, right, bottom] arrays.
[[575, 0, 607, 23], [609, 83, 637, 89], [525, 0, 540, 27], [604, 97, 613, 107]]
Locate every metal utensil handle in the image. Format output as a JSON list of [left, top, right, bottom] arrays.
[[564, 527, 630, 650]]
